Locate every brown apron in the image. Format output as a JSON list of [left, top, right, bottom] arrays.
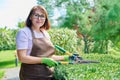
[[19, 29, 55, 80]]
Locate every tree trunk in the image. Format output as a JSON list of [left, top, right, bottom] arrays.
[[92, 40, 108, 54], [83, 35, 89, 53]]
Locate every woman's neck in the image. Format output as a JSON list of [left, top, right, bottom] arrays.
[[31, 26, 44, 33]]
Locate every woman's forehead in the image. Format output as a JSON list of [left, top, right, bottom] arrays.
[[33, 7, 45, 13], [33, 9, 45, 14]]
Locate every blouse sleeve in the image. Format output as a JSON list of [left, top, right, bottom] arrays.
[[16, 29, 28, 50]]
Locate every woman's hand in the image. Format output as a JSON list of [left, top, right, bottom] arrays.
[[41, 58, 58, 67]]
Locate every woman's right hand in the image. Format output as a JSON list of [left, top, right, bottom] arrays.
[[41, 58, 58, 67]]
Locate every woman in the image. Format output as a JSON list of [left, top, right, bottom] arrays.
[[16, 5, 69, 80]]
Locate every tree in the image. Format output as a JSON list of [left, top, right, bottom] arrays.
[[90, 0, 120, 53], [37, 0, 97, 53], [37, 0, 120, 53], [106, 3, 120, 49]]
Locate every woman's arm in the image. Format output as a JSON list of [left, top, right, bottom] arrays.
[[17, 49, 42, 64], [17, 49, 59, 67], [17, 49, 68, 66]]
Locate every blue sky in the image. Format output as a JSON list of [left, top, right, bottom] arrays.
[[0, 0, 37, 29]]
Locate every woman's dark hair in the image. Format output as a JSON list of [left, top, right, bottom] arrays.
[[26, 5, 50, 30]]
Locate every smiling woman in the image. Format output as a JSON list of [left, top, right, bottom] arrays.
[[16, 5, 58, 80], [15, 5, 72, 80]]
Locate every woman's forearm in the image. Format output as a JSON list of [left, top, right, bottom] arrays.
[[17, 50, 43, 64]]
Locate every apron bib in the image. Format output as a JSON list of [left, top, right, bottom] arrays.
[[19, 29, 55, 80]]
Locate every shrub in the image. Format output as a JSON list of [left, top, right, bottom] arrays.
[[0, 28, 18, 50], [54, 54, 120, 80], [48, 28, 78, 55], [0, 28, 78, 54]]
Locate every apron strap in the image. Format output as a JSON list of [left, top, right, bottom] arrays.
[[30, 28, 46, 39]]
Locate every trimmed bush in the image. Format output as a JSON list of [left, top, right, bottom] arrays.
[[0, 28, 78, 54], [53, 54, 120, 80], [48, 28, 78, 55], [0, 28, 18, 50]]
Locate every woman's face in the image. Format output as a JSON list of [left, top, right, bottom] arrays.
[[30, 9, 46, 29]]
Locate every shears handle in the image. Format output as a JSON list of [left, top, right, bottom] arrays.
[[55, 45, 72, 56], [58, 61, 73, 64]]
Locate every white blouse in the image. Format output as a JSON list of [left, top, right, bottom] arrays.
[[16, 27, 50, 55]]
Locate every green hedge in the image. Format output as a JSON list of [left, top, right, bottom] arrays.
[[0, 28, 18, 50], [49, 28, 78, 55], [53, 54, 120, 80], [0, 28, 78, 54]]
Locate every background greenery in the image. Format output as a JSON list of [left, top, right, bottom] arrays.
[[0, 0, 119, 53], [37, 0, 120, 54], [49, 28, 78, 54], [0, 50, 19, 68], [0, 0, 120, 80], [0, 28, 18, 50]]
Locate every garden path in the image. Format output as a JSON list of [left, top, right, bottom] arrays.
[[2, 67, 20, 80]]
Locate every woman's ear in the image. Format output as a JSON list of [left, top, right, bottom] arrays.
[[30, 16, 32, 20], [30, 15, 33, 20]]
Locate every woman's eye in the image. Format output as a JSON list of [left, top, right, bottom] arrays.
[[39, 15, 45, 18], [33, 13, 45, 19], [34, 14, 39, 17]]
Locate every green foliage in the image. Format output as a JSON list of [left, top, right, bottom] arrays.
[[106, 3, 120, 49], [54, 66, 67, 80], [17, 21, 25, 28], [48, 28, 78, 55], [0, 50, 120, 80], [54, 53, 120, 80], [0, 28, 18, 50], [37, 0, 120, 54], [89, 0, 120, 53], [0, 27, 78, 53]]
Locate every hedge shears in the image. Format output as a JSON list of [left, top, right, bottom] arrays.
[[55, 45, 100, 64]]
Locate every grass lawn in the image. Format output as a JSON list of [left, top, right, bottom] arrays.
[[0, 70, 4, 79], [0, 50, 20, 79], [0, 50, 20, 68]]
